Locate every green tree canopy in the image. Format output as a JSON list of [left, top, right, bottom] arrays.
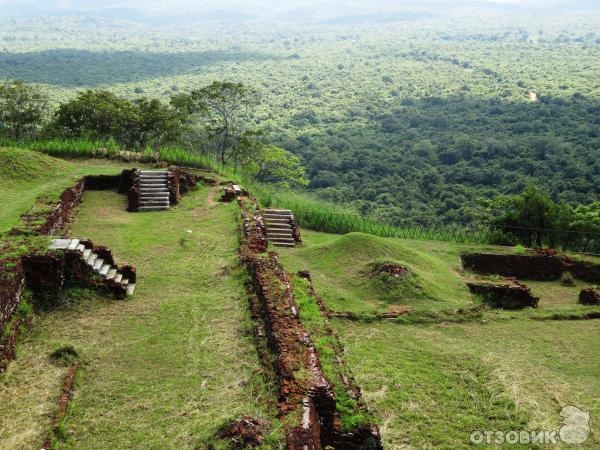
[[248, 144, 308, 187], [0, 80, 48, 140], [173, 81, 258, 165], [483, 185, 572, 247]]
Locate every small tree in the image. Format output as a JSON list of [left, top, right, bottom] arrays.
[[570, 202, 600, 252], [483, 185, 571, 247], [249, 144, 308, 187], [131, 97, 182, 150], [52, 89, 135, 143], [174, 81, 258, 165], [0, 80, 48, 140]]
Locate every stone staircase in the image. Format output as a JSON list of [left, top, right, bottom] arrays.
[[48, 238, 136, 296], [139, 171, 170, 211], [263, 209, 296, 247]]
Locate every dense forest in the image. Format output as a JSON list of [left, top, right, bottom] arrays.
[[0, 9, 599, 225]]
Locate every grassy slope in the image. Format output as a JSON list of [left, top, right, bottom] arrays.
[[277, 230, 473, 314], [336, 319, 600, 448], [0, 188, 278, 449], [278, 230, 598, 315], [0, 148, 132, 233], [278, 228, 599, 448]]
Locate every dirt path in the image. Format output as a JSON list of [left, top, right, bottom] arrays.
[[206, 186, 218, 206]]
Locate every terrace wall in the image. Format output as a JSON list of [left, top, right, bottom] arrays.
[[461, 253, 600, 283]]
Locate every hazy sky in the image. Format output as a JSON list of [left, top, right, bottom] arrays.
[[0, 0, 552, 12], [0, 0, 593, 18]]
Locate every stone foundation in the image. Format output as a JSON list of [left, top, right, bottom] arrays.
[[461, 253, 600, 283], [467, 281, 539, 309], [578, 288, 600, 305]]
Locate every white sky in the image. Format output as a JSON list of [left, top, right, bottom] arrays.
[[0, 0, 579, 16]]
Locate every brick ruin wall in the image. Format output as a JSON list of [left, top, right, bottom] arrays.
[[467, 281, 539, 309], [239, 199, 381, 449], [579, 288, 600, 305], [461, 253, 600, 283], [0, 261, 25, 337]]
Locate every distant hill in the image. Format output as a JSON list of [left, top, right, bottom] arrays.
[[2, 0, 598, 24]]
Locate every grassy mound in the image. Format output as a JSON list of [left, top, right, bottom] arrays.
[[0, 147, 71, 183], [278, 231, 474, 314], [0, 147, 129, 233]]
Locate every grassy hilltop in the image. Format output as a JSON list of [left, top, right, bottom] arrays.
[[0, 148, 598, 448]]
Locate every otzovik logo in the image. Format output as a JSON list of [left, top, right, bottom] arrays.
[[559, 406, 591, 445], [469, 405, 591, 446]]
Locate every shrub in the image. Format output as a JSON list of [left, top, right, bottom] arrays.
[[559, 271, 575, 287], [49, 344, 79, 366]]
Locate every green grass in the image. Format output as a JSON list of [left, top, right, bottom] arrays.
[[0, 147, 136, 233], [278, 229, 600, 318], [0, 187, 279, 449], [278, 230, 489, 314], [335, 319, 600, 448], [293, 277, 373, 432]]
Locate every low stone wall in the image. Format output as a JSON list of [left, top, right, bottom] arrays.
[[127, 170, 141, 212], [0, 261, 26, 371], [239, 198, 381, 449], [118, 169, 136, 193], [84, 174, 121, 190], [0, 261, 24, 332], [167, 170, 180, 205], [9, 178, 86, 236], [579, 288, 600, 305], [467, 281, 539, 309], [461, 253, 600, 283], [563, 258, 600, 284]]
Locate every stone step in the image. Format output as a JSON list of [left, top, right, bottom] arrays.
[[127, 284, 136, 296], [99, 264, 110, 276], [140, 192, 169, 198], [93, 259, 104, 271], [140, 171, 169, 174], [106, 269, 117, 280], [140, 199, 170, 204], [140, 181, 168, 187], [76, 244, 85, 252], [140, 191, 169, 195], [82, 248, 92, 259], [269, 236, 295, 243], [267, 232, 294, 238], [264, 214, 294, 219], [264, 209, 293, 214], [86, 253, 97, 265], [140, 197, 170, 202], [266, 223, 292, 230], [139, 206, 170, 211], [140, 201, 170, 207], [114, 273, 122, 283], [140, 174, 168, 178], [121, 279, 129, 286], [48, 239, 71, 250], [67, 239, 80, 250], [271, 241, 296, 247], [264, 217, 291, 223]]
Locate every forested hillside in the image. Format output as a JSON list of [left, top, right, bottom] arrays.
[[0, 9, 599, 224]]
